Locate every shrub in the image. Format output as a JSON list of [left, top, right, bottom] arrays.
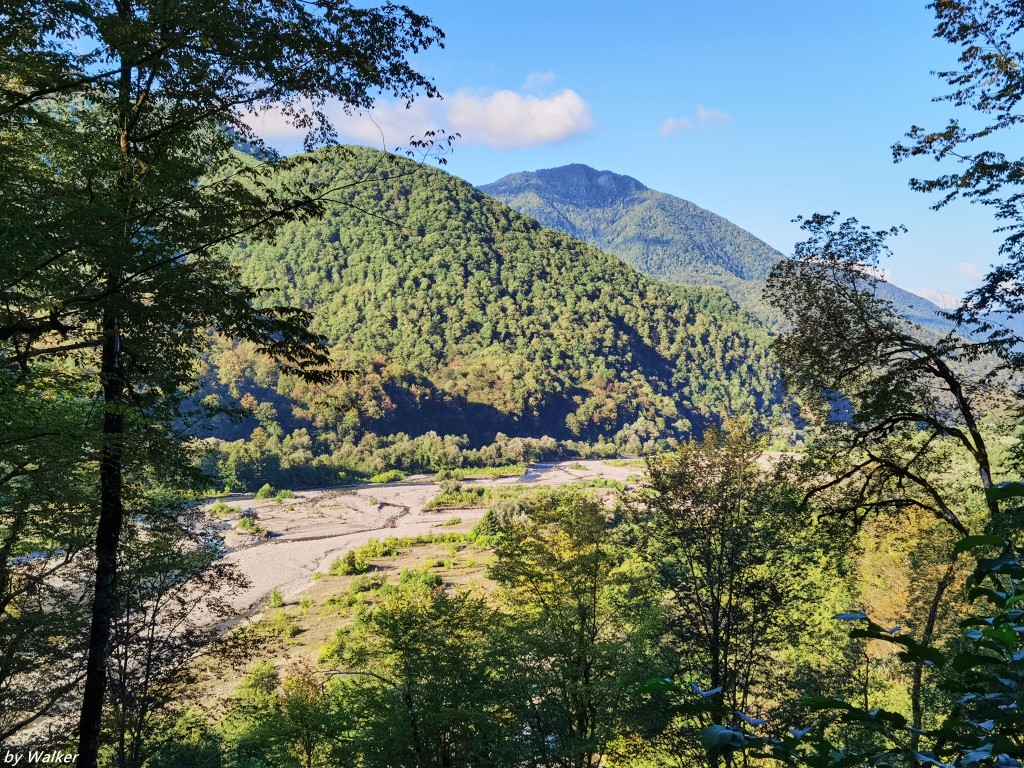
[[255, 483, 275, 499], [349, 573, 384, 594], [442, 516, 462, 526], [209, 499, 232, 516], [268, 589, 284, 608], [366, 469, 406, 484], [398, 568, 442, 590], [267, 610, 297, 638], [276, 489, 296, 500], [359, 537, 401, 558], [330, 550, 368, 576]]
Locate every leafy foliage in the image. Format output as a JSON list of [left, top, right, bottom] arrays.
[[893, 0, 1024, 333], [687, 538, 1024, 768]]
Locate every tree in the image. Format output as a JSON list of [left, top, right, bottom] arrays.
[[765, 212, 1014, 742], [689, 536, 1024, 768], [1, 2, 444, 763], [893, 0, 1024, 340], [768, 213, 1007, 533], [626, 426, 819, 767], [0, 369, 94, 741], [227, 665, 351, 768], [100, 495, 248, 768], [320, 577, 514, 768], [488, 491, 669, 767]]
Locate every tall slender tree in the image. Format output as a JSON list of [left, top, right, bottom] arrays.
[[1, 1, 444, 762], [766, 212, 1013, 741]]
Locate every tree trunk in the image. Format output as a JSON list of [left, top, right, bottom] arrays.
[[78, 316, 125, 768], [910, 559, 956, 752]]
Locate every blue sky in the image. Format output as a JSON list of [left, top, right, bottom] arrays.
[[258, 1, 1007, 305]]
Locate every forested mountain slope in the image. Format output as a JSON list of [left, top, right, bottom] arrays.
[[211, 146, 783, 456], [480, 164, 954, 332]]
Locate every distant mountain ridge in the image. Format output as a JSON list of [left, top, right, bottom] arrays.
[[480, 164, 954, 333], [479, 164, 778, 285]]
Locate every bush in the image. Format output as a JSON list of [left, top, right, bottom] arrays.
[[349, 573, 384, 594], [268, 588, 284, 608], [237, 515, 257, 532], [209, 499, 232, 516], [330, 549, 368, 576], [267, 610, 297, 638], [255, 483, 275, 499], [398, 568, 442, 590], [275, 489, 296, 500], [359, 537, 401, 558], [366, 469, 406, 484]]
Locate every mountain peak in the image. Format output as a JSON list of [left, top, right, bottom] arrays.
[[484, 164, 648, 210], [479, 165, 780, 283]]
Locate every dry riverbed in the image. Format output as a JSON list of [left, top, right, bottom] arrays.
[[211, 459, 643, 616]]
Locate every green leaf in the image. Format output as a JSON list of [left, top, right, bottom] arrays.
[[642, 676, 678, 693], [981, 624, 1018, 648], [985, 482, 1024, 503], [968, 586, 1008, 607], [914, 752, 953, 768], [954, 535, 1008, 557], [962, 743, 994, 766], [700, 725, 748, 750], [802, 695, 854, 712]]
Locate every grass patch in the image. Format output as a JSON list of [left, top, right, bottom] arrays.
[[426, 485, 532, 510], [450, 464, 527, 480], [568, 478, 627, 490], [602, 458, 647, 468], [329, 533, 479, 576]]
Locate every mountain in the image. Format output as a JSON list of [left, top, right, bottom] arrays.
[[478, 164, 777, 288], [209, 146, 784, 465], [479, 164, 955, 333]]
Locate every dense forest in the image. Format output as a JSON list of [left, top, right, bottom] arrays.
[[3, 1, 1024, 767], [201, 146, 786, 490]]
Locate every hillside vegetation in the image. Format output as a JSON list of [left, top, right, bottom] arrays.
[[205, 147, 784, 487]]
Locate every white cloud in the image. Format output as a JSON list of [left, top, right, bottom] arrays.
[[446, 88, 594, 149], [522, 71, 556, 92], [659, 104, 732, 136], [696, 105, 732, 126], [245, 87, 595, 152], [916, 289, 962, 309], [240, 100, 317, 140], [330, 99, 444, 148], [956, 261, 985, 282], [658, 116, 695, 136]]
